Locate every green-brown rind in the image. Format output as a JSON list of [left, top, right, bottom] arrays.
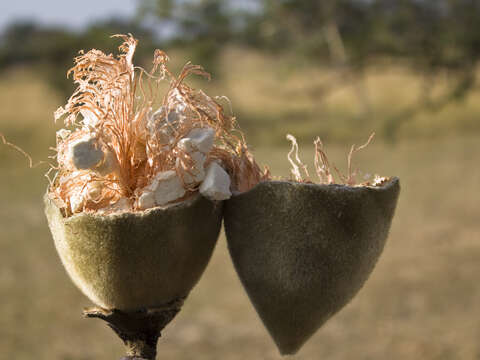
[[224, 178, 400, 355], [45, 193, 223, 311]]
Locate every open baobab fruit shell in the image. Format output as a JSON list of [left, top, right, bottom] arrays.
[[224, 177, 400, 355], [44, 193, 222, 311]]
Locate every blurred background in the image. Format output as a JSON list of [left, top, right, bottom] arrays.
[[0, 0, 479, 359]]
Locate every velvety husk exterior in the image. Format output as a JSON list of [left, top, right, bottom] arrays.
[[224, 178, 400, 355], [44, 193, 223, 311]]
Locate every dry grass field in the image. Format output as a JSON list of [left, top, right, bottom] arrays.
[[0, 63, 479, 359]]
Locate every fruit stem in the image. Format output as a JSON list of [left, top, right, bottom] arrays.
[[83, 297, 185, 360]]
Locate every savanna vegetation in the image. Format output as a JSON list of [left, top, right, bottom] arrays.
[[2, 0, 480, 143]]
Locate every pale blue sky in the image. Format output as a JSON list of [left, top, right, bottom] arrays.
[[0, 0, 138, 32]]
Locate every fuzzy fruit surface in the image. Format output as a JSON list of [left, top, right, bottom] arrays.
[[224, 178, 400, 355], [45, 193, 223, 311]]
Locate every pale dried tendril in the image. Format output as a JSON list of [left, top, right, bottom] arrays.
[[287, 132, 381, 186], [286, 134, 309, 182]]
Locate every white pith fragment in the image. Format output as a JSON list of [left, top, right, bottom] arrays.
[[146, 106, 190, 145], [70, 192, 85, 213], [373, 175, 388, 186], [98, 198, 132, 214], [178, 127, 215, 154], [200, 162, 232, 201], [171, 88, 187, 113], [177, 151, 206, 185], [137, 190, 156, 210], [69, 135, 104, 170], [56, 129, 71, 141], [86, 181, 103, 199], [138, 170, 186, 207], [147, 108, 173, 144], [80, 109, 100, 129], [153, 171, 186, 205], [68, 180, 104, 213]]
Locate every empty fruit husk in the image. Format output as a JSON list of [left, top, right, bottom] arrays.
[[223, 134, 400, 354], [224, 178, 400, 354]]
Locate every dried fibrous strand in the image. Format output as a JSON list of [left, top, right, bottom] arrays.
[[346, 132, 375, 186], [313, 137, 334, 184], [0, 132, 49, 171], [289, 132, 379, 186], [0, 133, 34, 168], [286, 134, 309, 182], [51, 34, 268, 215]]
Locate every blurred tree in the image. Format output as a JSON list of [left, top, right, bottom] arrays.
[[138, 0, 235, 73], [2, 0, 480, 139], [0, 20, 159, 98], [240, 0, 480, 140]]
